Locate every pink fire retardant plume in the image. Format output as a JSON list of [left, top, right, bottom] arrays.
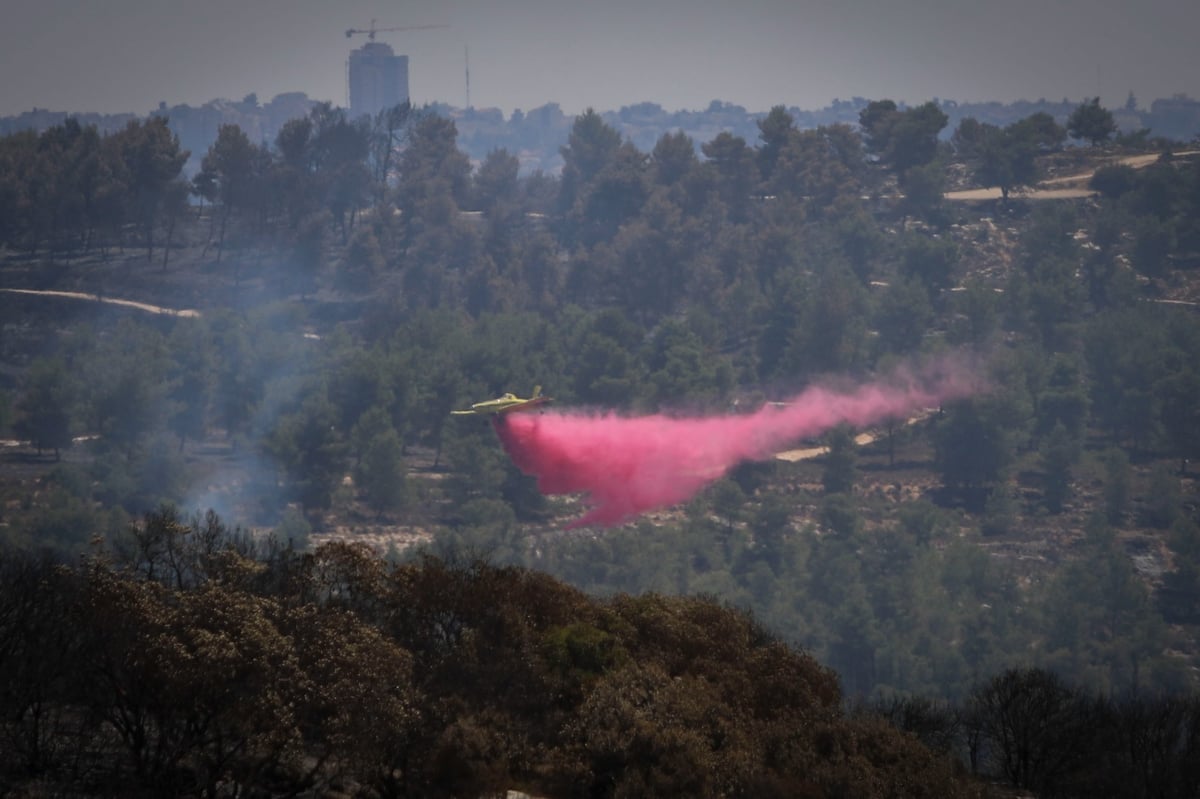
[[491, 360, 981, 528]]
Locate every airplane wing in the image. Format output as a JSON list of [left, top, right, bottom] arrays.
[[496, 395, 551, 414]]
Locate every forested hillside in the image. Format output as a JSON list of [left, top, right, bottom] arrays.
[[1, 528, 993, 797], [1, 97, 1199, 795]]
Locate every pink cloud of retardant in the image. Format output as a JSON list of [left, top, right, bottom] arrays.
[[491, 359, 981, 528]]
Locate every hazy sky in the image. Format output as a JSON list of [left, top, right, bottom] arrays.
[[2, 0, 1197, 117]]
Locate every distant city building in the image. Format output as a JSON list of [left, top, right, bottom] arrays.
[[1147, 94, 1200, 141], [348, 42, 409, 119]]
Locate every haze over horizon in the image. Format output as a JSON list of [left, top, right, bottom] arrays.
[[2, 0, 1197, 119]]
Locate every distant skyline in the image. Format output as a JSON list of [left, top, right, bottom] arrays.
[[2, 0, 1197, 118]]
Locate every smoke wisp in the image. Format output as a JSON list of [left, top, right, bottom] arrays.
[[492, 361, 981, 528]]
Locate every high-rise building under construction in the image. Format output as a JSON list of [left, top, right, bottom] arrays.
[[348, 42, 408, 119]]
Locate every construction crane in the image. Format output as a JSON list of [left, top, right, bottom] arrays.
[[345, 19, 449, 41]]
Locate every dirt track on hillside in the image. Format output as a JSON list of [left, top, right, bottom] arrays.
[[774, 409, 936, 462], [0, 288, 200, 317], [945, 149, 1200, 202]]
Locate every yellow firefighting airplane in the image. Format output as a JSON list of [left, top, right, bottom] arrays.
[[451, 386, 552, 416]]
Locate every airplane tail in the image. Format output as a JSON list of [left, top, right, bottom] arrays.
[[532, 385, 542, 398]]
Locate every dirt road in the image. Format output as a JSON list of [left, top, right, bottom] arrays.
[[0, 288, 200, 317], [774, 409, 936, 463], [775, 431, 879, 463], [945, 149, 1200, 202]]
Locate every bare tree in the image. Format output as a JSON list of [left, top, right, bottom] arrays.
[[968, 667, 1098, 793]]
